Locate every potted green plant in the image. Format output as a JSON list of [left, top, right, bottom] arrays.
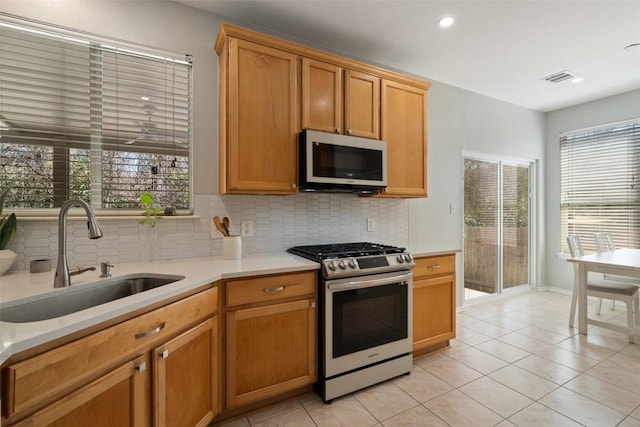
[[0, 187, 17, 275], [139, 192, 163, 228]]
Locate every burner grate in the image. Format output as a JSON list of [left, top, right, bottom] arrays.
[[287, 242, 405, 261]]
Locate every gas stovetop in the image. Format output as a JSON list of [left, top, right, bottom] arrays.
[[287, 242, 405, 262], [288, 242, 413, 279]]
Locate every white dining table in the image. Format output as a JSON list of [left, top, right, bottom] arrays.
[[567, 248, 640, 335]]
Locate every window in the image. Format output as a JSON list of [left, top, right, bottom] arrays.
[[0, 20, 192, 211], [560, 119, 640, 252]]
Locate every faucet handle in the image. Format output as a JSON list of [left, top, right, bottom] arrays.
[[100, 261, 114, 278]]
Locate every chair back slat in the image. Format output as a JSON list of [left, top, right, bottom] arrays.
[[566, 235, 584, 258], [594, 232, 615, 253]]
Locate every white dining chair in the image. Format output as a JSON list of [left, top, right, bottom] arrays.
[[593, 232, 640, 311], [594, 231, 617, 312], [567, 235, 640, 343]]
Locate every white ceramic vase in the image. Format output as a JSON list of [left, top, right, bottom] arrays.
[[0, 249, 17, 275]]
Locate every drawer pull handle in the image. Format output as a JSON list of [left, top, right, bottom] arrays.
[[427, 264, 441, 270], [135, 322, 166, 339], [263, 285, 286, 293]]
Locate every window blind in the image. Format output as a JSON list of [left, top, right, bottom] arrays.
[[560, 119, 640, 252], [0, 21, 192, 210]]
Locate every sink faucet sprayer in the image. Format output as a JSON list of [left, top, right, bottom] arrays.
[[54, 199, 103, 288]]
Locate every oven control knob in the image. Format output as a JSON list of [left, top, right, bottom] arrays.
[[327, 261, 337, 271], [338, 260, 347, 270], [396, 255, 404, 263], [348, 259, 357, 269], [404, 254, 413, 262]]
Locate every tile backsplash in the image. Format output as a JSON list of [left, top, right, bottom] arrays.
[[7, 194, 408, 272]]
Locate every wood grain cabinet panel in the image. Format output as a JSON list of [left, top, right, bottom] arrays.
[[221, 37, 299, 194], [153, 318, 217, 427], [226, 271, 316, 307], [381, 80, 427, 197], [302, 58, 343, 134], [412, 254, 456, 355], [344, 70, 380, 139], [224, 271, 317, 410], [302, 59, 380, 140], [226, 299, 316, 409], [2, 286, 219, 427], [11, 355, 150, 427]]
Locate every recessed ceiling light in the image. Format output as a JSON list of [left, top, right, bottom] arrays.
[[571, 77, 584, 84], [439, 16, 455, 28], [141, 96, 150, 101]]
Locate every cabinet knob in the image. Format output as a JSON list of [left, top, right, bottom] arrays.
[[427, 264, 441, 270], [160, 349, 169, 359], [347, 129, 352, 135], [136, 362, 146, 372], [335, 128, 340, 133], [291, 183, 296, 189]]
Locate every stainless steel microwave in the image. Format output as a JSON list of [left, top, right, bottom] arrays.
[[299, 130, 387, 194]]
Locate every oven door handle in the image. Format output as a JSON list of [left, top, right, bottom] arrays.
[[326, 271, 412, 291]]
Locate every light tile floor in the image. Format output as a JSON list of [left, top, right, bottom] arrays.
[[217, 290, 640, 427]]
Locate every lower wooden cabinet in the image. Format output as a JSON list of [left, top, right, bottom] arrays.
[[12, 355, 150, 427], [2, 287, 219, 427], [412, 254, 456, 354], [224, 272, 317, 409], [153, 318, 218, 427]]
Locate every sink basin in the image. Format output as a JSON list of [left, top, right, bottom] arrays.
[[0, 273, 185, 323]]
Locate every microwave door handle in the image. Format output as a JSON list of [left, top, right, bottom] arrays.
[[327, 271, 413, 291]]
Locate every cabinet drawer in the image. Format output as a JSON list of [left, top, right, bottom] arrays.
[[226, 271, 316, 307], [413, 254, 455, 279], [4, 286, 217, 418]]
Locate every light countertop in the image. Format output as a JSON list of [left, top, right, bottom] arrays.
[[0, 247, 459, 365], [0, 254, 319, 364]]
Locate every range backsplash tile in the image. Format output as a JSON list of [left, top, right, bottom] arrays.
[[7, 194, 408, 272]]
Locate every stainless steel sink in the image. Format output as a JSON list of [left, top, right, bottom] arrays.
[[0, 273, 185, 323]]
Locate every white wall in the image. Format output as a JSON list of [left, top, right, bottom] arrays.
[[544, 88, 640, 291], [1, 0, 547, 303], [410, 82, 545, 306]]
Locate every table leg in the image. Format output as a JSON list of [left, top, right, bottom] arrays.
[[578, 263, 588, 334]]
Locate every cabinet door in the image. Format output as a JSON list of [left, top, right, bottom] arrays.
[[13, 356, 149, 427], [413, 275, 456, 352], [226, 299, 316, 409], [381, 80, 427, 197], [227, 38, 298, 194], [153, 318, 217, 427], [344, 70, 380, 139], [302, 58, 343, 134]]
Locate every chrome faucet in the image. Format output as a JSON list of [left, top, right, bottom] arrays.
[[54, 199, 103, 288]]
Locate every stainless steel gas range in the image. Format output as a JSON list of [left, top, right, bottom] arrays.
[[287, 242, 415, 403]]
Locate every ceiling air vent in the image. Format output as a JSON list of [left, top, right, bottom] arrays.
[[541, 70, 577, 84]]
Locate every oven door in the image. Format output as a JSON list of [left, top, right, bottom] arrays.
[[324, 270, 413, 377]]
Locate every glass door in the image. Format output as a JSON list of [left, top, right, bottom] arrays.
[[464, 158, 531, 301]]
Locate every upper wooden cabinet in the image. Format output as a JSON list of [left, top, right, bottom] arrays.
[[216, 23, 430, 196], [302, 58, 342, 135], [381, 80, 428, 197], [344, 70, 380, 139], [302, 59, 380, 139], [218, 37, 299, 194]]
